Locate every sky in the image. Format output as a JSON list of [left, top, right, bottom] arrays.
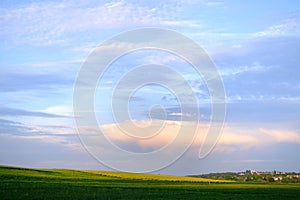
[[1, 0, 300, 175]]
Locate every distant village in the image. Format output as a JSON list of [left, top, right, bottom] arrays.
[[195, 170, 300, 183], [237, 170, 300, 182]]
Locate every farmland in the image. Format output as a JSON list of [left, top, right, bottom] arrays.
[[1, 165, 300, 199]]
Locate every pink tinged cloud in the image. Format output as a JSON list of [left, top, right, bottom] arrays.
[[94, 120, 300, 151]]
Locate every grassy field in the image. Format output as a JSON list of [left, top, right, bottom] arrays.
[[1, 165, 300, 199]]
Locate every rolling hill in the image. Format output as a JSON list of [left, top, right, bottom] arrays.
[[1, 165, 300, 199]]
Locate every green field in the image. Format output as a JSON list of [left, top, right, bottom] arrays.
[[1, 165, 300, 199]]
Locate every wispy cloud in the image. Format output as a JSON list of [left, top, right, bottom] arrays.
[[0, 71, 73, 92], [0, 0, 201, 46], [259, 128, 300, 143], [240, 159, 265, 163], [203, 1, 224, 7], [0, 107, 72, 118], [0, 118, 32, 135], [180, 0, 224, 7], [220, 62, 274, 77], [0, 117, 80, 151], [254, 18, 300, 37], [240, 159, 283, 163]]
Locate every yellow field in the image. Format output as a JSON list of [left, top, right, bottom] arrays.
[[80, 169, 234, 183]]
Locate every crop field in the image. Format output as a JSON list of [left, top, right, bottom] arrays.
[[1, 165, 300, 199]]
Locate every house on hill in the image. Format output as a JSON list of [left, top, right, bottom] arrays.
[[245, 170, 257, 175]]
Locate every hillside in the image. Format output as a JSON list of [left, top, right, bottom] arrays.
[[1, 165, 300, 199], [0, 165, 230, 183]]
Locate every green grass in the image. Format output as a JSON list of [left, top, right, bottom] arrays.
[[1, 165, 300, 199]]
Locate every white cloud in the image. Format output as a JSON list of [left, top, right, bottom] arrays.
[[254, 18, 300, 37], [1, 0, 202, 46], [160, 20, 202, 28], [220, 62, 273, 77], [106, 0, 125, 8], [71, 42, 100, 54], [169, 112, 192, 117], [204, 1, 224, 7], [180, 0, 224, 7], [141, 54, 186, 66], [43, 105, 73, 118]]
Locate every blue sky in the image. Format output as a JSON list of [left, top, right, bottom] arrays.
[[1, 0, 300, 174]]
